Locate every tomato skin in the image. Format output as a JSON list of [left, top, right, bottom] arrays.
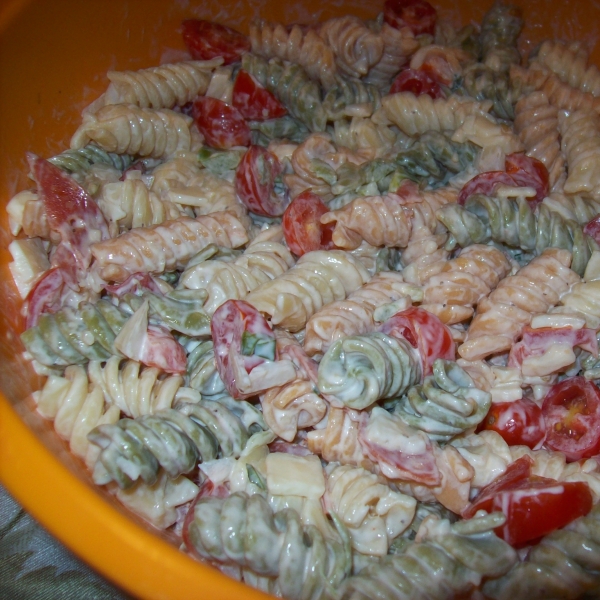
[[379, 306, 455, 376], [192, 97, 251, 150], [505, 153, 550, 206], [181, 19, 249, 65], [235, 145, 288, 217], [282, 191, 335, 256], [463, 456, 593, 547], [478, 398, 545, 449], [211, 299, 278, 399], [384, 0, 437, 36], [458, 154, 550, 206], [389, 68, 444, 99], [25, 268, 65, 329], [584, 214, 600, 244], [542, 377, 600, 462], [232, 70, 287, 121]]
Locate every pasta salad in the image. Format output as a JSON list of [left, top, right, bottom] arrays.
[[7, 0, 600, 598]]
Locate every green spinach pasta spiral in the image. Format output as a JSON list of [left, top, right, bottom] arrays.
[[48, 143, 135, 176], [317, 332, 421, 410], [437, 193, 598, 275], [392, 359, 491, 442], [21, 299, 129, 367], [241, 54, 327, 132], [339, 512, 517, 600], [185, 491, 351, 600], [88, 397, 265, 488]]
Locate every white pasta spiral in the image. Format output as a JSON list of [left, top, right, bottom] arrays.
[[318, 16, 383, 79], [513, 91, 566, 191], [533, 40, 600, 97], [91, 211, 249, 282], [249, 19, 338, 89], [33, 365, 120, 469], [70, 104, 198, 159], [245, 250, 370, 332], [459, 248, 581, 361], [324, 463, 417, 557], [103, 59, 221, 109], [88, 356, 185, 418], [178, 237, 295, 315], [559, 108, 600, 199]]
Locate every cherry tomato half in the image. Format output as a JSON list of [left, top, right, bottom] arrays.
[[478, 398, 545, 449], [282, 190, 335, 256], [235, 145, 288, 217], [463, 456, 593, 547], [379, 306, 455, 376], [505, 153, 549, 206], [384, 0, 437, 36], [542, 377, 600, 462], [584, 214, 600, 245], [232, 69, 287, 121], [389, 68, 444, 99], [192, 97, 251, 149], [181, 19, 250, 65]]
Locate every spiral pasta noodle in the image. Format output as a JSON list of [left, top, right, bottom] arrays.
[[339, 512, 517, 600], [249, 20, 338, 89], [49, 143, 135, 176], [559, 108, 600, 199], [88, 398, 266, 488], [241, 54, 327, 132], [34, 364, 120, 469], [479, 1, 522, 71], [318, 16, 383, 80], [21, 300, 128, 368], [317, 332, 421, 410], [322, 78, 381, 122], [103, 59, 220, 109], [88, 356, 185, 418], [532, 39, 600, 97], [541, 191, 600, 226], [90, 211, 249, 282], [184, 339, 225, 396], [393, 359, 491, 442], [70, 104, 198, 159], [364, 23, 418, 88], [511, 64, 600, 114], [437, 192, 598, 276], [324, 463, 417, 557], [245, 250, 370, 332], [513, 91, 566, 190], [459, 248, 581, 361], [419, 244, 513, 325], [303, 271, 415, 356], [98, 175, 185, 234], [185, 491, 351, 600]]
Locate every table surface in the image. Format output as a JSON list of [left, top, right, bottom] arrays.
[[0, 484, 132, 599]]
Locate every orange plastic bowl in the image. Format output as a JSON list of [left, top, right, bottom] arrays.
[[1, 1, 600, 598]]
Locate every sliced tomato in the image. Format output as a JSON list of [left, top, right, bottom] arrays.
[[141, 326, 187, 374], [457, 171, 518, 205], [509, 326, 598, 368], [584, 214, 600, 244], [463, 456, 593, 547], [192, 97, 251, 150], [379, 306, 455, 376], [232, 69, 287, 121], [211, 299, 279, 399], [181, 19, 249, 65], [234, 145, 288, 217], [458, 154, 549, 206], [542, 377, 600, 461], [25, 268, 66, 329], [383, 0, 437, 36], [389, 68, 443, 99], [282, 190, 335, 256], [478, 398, 545, 449], [29, 154, 109, 278], [104, 272, 165, 298], [505, 153, 549, 206]]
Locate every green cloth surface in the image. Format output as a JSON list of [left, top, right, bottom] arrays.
[[0, 485, 131, 600]]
